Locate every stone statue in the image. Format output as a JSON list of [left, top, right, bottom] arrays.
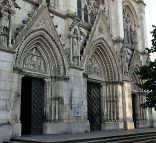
[[121, 47, 129, 77], [72, 29, 79, 66]]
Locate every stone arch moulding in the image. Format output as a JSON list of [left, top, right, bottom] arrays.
[[123, 0, 139, 28], [130, 65, 143, 92], [81, 36, 122, 82], [15, 29, 67, 76]]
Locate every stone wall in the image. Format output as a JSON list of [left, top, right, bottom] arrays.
[[0, 0, 151, 140]]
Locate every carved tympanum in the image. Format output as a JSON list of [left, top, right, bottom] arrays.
[[86, 56, 101, 76], [23, 48, 46, 72]]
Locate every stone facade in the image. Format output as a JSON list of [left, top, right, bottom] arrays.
[[0, 0, 153, 142]]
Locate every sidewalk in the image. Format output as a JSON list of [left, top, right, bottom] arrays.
[[13, 128, 156, 143]]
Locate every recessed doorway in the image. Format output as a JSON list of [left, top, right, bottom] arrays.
[[132, 94, 137, 128], [20, 76, 44, 135], [87, 82, 101, 131]]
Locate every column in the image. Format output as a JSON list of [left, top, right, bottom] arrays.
[[110, 0, 124, 56], [102, 82, 124, 130], [137, 1, 148, 64], [67, 68, 89, 133], [122, 81, 134, 129]]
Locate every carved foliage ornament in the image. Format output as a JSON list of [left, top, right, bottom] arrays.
[[85, 0, 106, 14], [0, 0, 20, 9], [23, 48, 46, 72]]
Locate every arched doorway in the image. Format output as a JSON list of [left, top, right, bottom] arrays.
[[87, 82, 101, 131], [82, 37, 121, 131], [20, 76, 44, 135], [14, 26, 67, 134], [131, 67, 147, 128]]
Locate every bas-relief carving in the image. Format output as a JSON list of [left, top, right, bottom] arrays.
[[86, 56, 101, 77], [23, 47, 46, 72], [85, 0, 107, 14]]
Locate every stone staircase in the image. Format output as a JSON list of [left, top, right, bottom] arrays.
[[4, 132, 156, 143]]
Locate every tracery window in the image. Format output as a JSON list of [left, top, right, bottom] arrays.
[[77, 0, 108, 25]]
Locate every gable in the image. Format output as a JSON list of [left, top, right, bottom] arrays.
[[14, 5, 62, 50], [88, 10, 112, 45]]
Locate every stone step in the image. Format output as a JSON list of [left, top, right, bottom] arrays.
[[5, 132, 156, 143], [4, 141, 24, 143], [76, 132, 156, 143]]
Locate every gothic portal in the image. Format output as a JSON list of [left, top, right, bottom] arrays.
[[0, 0, 153, 140]]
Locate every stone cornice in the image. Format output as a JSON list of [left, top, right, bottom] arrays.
[[69, 66, 84, 71], [51, 75, 70, 82], [136, 0, 146, 6], [23, 0, 39, 6], [112, 37, 124, 44], [0, 47, 15, 54], [13, 65, 51, 78]]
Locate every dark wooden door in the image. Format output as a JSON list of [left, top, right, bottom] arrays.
[[132, 94, 137, 128], [31, 78, 44, 134], [87, 82, 101, 131], [21, 77, 44, 135]]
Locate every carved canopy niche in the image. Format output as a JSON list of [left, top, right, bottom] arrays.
[[23, 47, 46, 72]]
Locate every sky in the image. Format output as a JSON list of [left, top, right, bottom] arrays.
[[144, 0, 156, 61]]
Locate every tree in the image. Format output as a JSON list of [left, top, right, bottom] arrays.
[[137, 25, 156, 110]]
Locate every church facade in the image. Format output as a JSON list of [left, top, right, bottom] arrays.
[[0, 0, 154, 140]]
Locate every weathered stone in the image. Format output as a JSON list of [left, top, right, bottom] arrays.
[[0, 0, 151, 142]]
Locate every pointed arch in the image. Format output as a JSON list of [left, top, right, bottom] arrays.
[[81, 36, 121, 81], [130, 65, 143, 92], [131, 66, 142, 92], [130, 66, 147, 122], [15, 29, 67, 75]]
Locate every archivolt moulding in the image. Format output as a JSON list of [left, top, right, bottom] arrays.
[[15, 29, 67, 76], [82, 37, 122, 82]]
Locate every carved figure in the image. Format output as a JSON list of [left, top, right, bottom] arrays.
[[86, 57, 101, 76], [23, 48, 46, 72], [120, 47, 129, 77], [72, 29, 79, 65]]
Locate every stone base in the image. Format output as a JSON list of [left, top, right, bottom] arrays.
[[0, 122, 21, 143], [136, 120, 149, 128], [124, 121, 134, 130], [101, 121, 124, 130], [43, 122, 67, 134], [69, 121, 90, 133], [43, 121, 90, 134], [11, 122, 21, 137], [150, 120, 156, 128]]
